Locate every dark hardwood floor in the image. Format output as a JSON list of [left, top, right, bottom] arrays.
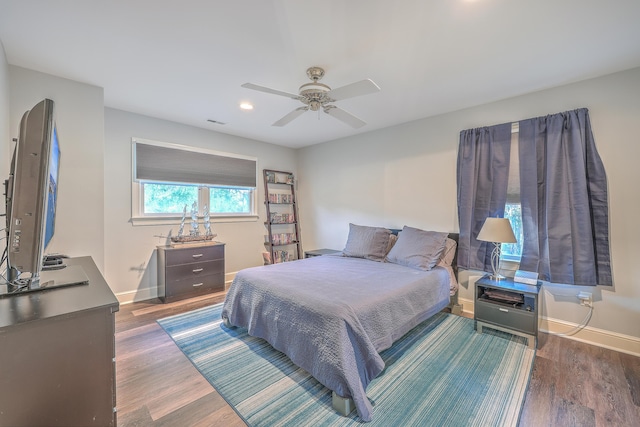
[[116, 293, 640, 426]]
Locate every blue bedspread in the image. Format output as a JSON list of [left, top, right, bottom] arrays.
[[221, 255, 450, 421]]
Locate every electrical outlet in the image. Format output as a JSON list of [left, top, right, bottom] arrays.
[[578, 291, 593, 307]]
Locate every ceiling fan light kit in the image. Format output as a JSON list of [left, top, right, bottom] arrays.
[[241, 67, 380, 128]]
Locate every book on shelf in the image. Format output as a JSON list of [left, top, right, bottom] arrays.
[[265, 171, 294, 185], [264, 233, 296, 245], [269, 212, 295, 224], [268, 193, 293, 204], [262, 249, 296, 264]]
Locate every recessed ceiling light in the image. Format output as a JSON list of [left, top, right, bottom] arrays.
[[240, 102, 254, 110]]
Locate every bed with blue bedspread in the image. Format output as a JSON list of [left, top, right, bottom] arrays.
[[221, 226, 458, 422]]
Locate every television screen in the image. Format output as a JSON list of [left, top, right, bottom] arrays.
[[44, 126, 60, 249]]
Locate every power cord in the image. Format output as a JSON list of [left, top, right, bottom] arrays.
[[543, 288, 593, 336]]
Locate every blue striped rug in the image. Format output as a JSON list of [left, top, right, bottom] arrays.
[[158, 304, 535, 426]]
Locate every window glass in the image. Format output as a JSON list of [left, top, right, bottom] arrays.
[[502, 203, 523, 259], [210, 187, 252, 214], [141, 182, 254, 216], [143, 183, 199, 215]]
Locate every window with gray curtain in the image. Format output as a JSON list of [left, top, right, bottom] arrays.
[[457, 108, 612, 286], [134, 142, 256, 187]]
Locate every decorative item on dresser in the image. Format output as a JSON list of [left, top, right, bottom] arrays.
[[157, 241, 225, 303], [263, 169, 302, 264], [474, 274, 540, 349]]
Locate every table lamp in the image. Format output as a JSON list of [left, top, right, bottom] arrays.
[[477, 217, 517, 280]]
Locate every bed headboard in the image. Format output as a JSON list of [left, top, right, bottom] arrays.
[[447, 232, 459, 281]]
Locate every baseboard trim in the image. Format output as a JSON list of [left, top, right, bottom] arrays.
[[116, 271, 237, 305], [116, 287, 157, 305], [540, 317, 640, 357], [457, 296, 640, 357]]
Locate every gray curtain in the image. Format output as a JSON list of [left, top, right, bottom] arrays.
[[518, 108, 612, 286], [457, 123, 512, 271]]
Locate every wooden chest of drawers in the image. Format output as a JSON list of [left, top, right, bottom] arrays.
[[157, 242, 225, 303]]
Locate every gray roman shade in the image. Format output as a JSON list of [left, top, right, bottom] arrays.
[[134, 142, 256, 187]]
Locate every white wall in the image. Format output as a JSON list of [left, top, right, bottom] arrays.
[[0, 41, 9, 208], [297, 67, 640, 348], [104, 108, 297, 301], [8, 66, 106, 270]]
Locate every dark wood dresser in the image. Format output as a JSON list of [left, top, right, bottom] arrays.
[[157, 242, 225, 303], [0, 256, 119, 427]]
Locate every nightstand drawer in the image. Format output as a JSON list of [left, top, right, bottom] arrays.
[[475, 300, 536, 335]]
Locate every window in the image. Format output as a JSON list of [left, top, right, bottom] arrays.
[[132, 138, 257, 223], [502, 125, 523, 260], [502, 203, 523, 260]]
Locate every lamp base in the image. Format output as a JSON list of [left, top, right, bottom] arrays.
[[489, 273, 507, 281]]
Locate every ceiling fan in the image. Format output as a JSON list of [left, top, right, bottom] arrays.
[[241, 67, 380, 128]]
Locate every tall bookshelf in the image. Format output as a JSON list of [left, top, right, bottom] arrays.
[[263, 169, 302, 264]]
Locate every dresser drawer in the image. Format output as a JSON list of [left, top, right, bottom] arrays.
[[165, 259, 223, 282], [475, 300, 536, 335], [165, 244, 224, 266], [164, 271, 225, 300]]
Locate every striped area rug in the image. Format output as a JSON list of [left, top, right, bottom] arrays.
[[158, 304, 535, 426]]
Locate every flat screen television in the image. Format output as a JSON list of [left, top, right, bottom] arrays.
[[2, 98, 87, 295]]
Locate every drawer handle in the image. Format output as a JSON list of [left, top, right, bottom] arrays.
[[192, 268, 204, 273], [499, 308, 509, 313], [192, 282, 204, 287], [192, 253, 204, 259]]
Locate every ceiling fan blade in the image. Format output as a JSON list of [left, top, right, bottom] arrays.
[[241, 83, 301, 100], [323, 105, 366, 129], [273, 106, 308, 127], [326, 79, 380, 101]]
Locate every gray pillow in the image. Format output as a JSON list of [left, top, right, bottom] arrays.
[[385, 226, 448, 270], [342, 223, 391, 262]]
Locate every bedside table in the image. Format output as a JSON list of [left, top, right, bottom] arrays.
[[474, 275, 540, 349], [304, 249, 341, 258]]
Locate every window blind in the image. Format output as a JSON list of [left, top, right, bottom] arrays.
[[506, 129, 520, 204], [134, 142, 256, 188]]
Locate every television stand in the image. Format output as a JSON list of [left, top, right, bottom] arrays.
[[0, 264, 89, 298], [0, 256, 119, 426]]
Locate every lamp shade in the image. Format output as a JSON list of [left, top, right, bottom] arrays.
[[477, 217, 517, 243]]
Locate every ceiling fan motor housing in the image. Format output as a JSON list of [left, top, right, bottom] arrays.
[[299, 82, 331, 110]]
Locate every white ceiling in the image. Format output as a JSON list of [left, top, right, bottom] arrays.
[[1, 1, 640, 149]]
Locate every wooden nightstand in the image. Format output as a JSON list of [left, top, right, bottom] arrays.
[[304, 249, 341, 258], [474, 275, 540, 349]]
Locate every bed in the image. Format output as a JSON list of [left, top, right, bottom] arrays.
[[221, 225, 459, 422]]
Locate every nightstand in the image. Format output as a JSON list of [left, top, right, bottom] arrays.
[[474, 275, 540, 349], [304, 249, 341, 258]]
